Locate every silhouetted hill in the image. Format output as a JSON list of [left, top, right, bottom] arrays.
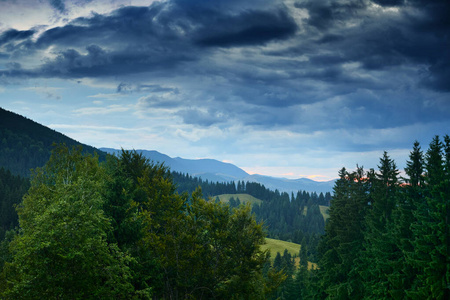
[[0, 107, 106, 177]]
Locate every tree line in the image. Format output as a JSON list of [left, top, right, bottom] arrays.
[[258, 135, 450, 300], [0, 145, 288, 299], [303, 135, 450, 299], [1, 132, 448, 298], [172, 171, 332, 262]]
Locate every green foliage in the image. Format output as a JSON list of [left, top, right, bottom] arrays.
[[316, 166, 370, 299], [137, 187, 269, 299], [102, 150, 273, 299], [0, 146, 278, 299], [0, 229, 16, 272], [1, 145, 133, 299], [315, 137, 450, 299], [358, 152, 402, 298], [406, 135, 450, 299], [0, 168, 29, 240], [171, 171, 237, 196], [172, 171, 330, 260]]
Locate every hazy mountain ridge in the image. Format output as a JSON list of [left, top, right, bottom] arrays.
[[100, 148, 335, 194], [243, 174, 335, 195]]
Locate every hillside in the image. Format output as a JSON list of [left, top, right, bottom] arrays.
[[262, 238, 316, 270], [0, 107, 106, 177], [214, 193, 263, 206], [262, 238, 301, 258], [320, 205, 330, 221]]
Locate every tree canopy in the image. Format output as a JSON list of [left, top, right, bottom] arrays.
[[0, 145, 283, 299]]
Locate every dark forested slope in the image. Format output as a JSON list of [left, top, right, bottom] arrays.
[[0, 107, 106, 177], [0, 168, 29, 239]]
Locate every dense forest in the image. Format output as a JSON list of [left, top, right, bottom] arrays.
[[1, 136, 448, 298], [173, 171, 331, 260], [0, 168, 30, 241], [310, 136, 450, 299], [0, 144, 325, 299], [0, 146, 288, 299], [0, 107, 449, 298]]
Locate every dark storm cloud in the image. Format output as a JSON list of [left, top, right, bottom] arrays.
[[1, 0, 446, 93], [0, 0, 449, 139], [295, 0, 367, 30], [195, 9, 297, 47], [0, 29, 35, 46], [422, 56, 450, 92], [372, 0, 404, 6], [49, 0, 65, 13], [291, 0, 450, 92], [0, 1, 296, 79], [35, 43, 195, 78], [31, 2, 296, 49]]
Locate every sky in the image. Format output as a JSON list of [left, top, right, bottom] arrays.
[[0, 0, 449, 181]]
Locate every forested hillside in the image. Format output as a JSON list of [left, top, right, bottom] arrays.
[[172, 171, 331, 261], [0, 168, 29, 240], [1, 108, 448, 299], [0, 146, 286, 299], [0, 144, 323, 299], [0, 107, 106, 177], [0, 108, 330, 273]]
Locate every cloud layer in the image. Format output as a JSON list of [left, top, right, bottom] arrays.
[[1, 0, 449, 179]]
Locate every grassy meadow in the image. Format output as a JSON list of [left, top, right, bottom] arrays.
[[262, 238, 317, 270], [214, 193, 263, 206]]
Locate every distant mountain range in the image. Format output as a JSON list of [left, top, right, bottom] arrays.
[[0, 107, 334, 194], [100, 148, 335, 194]]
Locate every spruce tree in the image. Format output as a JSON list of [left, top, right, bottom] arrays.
[[360, 152, 400, 298], [408, 136, 450, 299], [316, 166, 369, 299], [388, 141, 424, 298]]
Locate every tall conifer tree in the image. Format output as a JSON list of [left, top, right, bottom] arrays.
[[408, 136, 450, 299], [388, 141, 424, 298], [316, 167, 369, 299], [359, 151, 400, 298]]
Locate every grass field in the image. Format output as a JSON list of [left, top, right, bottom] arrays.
[[262, 238, 317, 270], [261, 238, 301, 257], [320, 205, 329, 221], [214, 193, 263, 206], [303, 205, 330, 222]]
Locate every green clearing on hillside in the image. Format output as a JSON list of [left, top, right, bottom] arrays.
[[262, 238, 317, 270], [262, 238, 301, 258], [303, 205, 330, 221], [214, 193, 263, 206], [320, 205, 329, 221]]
